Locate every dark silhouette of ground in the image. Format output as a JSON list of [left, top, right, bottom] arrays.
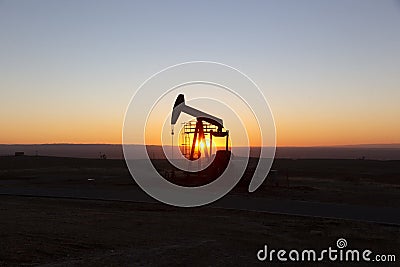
[[0, 156, 399, 265]]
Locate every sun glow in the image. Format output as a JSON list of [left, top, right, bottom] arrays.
[[199, 141, 205, 150], [194, 139, 207, 151]]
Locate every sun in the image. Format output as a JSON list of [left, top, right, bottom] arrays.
[[200, 141, 205, 150], [195, 139, 207, 151]]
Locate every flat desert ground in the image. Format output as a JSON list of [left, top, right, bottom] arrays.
[[0, 156, 399, 266]]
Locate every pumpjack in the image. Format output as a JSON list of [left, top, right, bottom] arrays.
[[171, 94, 230, 160], [170, 94, 231, 181]]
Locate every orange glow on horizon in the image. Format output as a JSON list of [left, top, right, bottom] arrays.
[[1, 114, 400, 146]]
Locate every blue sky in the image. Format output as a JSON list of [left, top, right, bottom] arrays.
[[1, 0, 399, 145]]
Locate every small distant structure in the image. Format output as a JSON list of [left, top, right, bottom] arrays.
[[15, 152, 25, 157], [99, 152, 107, 160]]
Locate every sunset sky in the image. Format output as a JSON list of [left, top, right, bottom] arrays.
[[1, 1, 399, 146]]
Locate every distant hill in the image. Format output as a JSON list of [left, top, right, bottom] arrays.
[[0, 144, 399, 160], [332, 144, 400, 149], [275, 146, 400, 160], [0, 144, 124, 159]]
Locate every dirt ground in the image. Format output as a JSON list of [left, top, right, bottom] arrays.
[[1, 157, 400, 208], [0, 156, 399, 266], [0, 195, 399, 266]]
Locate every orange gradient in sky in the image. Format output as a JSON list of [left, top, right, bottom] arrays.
[[276, 113, 400, 146], [2, 110, 400, 146], [0, 116, 122, 145], [2, 85, 400, 146], [2, 114, 400, 146], [3, 77, 399, 146]]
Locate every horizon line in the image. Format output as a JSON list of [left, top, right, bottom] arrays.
[[1, 143, 400, 148]]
